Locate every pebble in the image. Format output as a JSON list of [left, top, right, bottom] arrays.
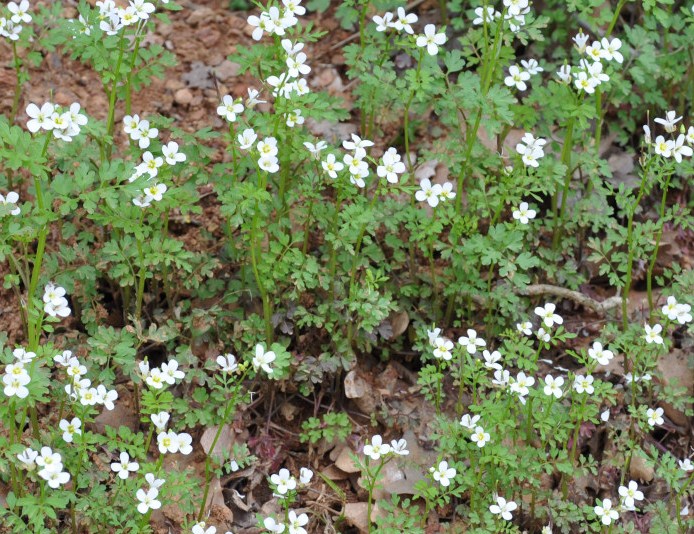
[[213, 60, 241, 82], [174, 88, 193, 106]]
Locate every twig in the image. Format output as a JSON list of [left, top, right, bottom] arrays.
[[519, 284, 622, 316]]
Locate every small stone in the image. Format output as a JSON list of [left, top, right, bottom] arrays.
[[196, 27, 221, 48], [214, 60, 241, 82], [165, 78, 185, 92], [174, 88, 193, 106], [187, 6, 215, 26]]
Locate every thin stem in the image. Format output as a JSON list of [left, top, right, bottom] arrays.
[[646, 174, 672, 314], [552, 117, 576, 249], [105, 33, 127, 160], [10, 41, 22, 123]]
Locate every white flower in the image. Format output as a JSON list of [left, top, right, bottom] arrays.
[[176, 432, 193, 455], [675, 303, 692, 324], [492, 369, 510, 387], [661, 295, 679, 320], [557, 64, 572, 83], [286, 52, 310, 78], [253, 344, 276, 375], [157, 431, 179, 454], [654, 135, 674, 158], [136, 487, 161, 514], [342, 134, 374, 152], [433, 337, 454, 360], [432, 460, 456, 487], [516, 321, 532, 336], [458, 329, 486, 354], [151, 411, 170, 430], [646, 407, 664, 427], [17, 448, 38, 470], [9, 1, 32, 24], [510, 372, 535, 396], [217, 95, 244, 122], [415, 178, 442, 207], [583, 60, 609, 85], [139, 151, 164, 177], [287, 510, 309, 534], [573, 32, 590, 53], [489, 495, 517, 520], [41, 469, 70, 489], [416, 24, 446, 55], [247, 12, 269, 41], [470, 426, 490, 448], [573, 375, 594, 394], [520, 58, 543, 75], [3, 373, 30, 398], [144, 473, 165, 491], [321, 153, 343, 178], [238, 128, 258, 150], [672, 134, 693, 163], [299, 467, 314, 484], [285, 109, 304, 128], [377, 148, 406, 184], [111, 451, 139, 480], [123, 114, 141, 135], [192, 522, 216, 534], [145, 368, 166, 389], [585, 41, 606, 62], [96, 384, 118, 410], [482, 350, 502, 371], [59, 417, 82, 443], [438, 182, 456, 201], [513, 202, 536, 224], [588, 341, 614, 365], [516, 133, 546, 167], [162, 141, 186, 165], [679, 458, 693, 472], [574, 71, 597, 94], [600, 37, 623, 63], [281, 38, 304, 56], [390, 438, 409, 456], [36, 447, 63, 473], [427, 327, 441, 346], [643, 324, 663, 345], [142, 183, 167, 203], [594, 498, 619, 526], [504, 65, 531, 91], [0, 191, 21, 216], [217, 353, 238, 373], [600, 409, 610, 422], [259, 155, 279, 174], [460, 414, 481, 430], [392, 6, 417, 34], [263, 517, 286, 533], [26, 102, 56, 133], [258, 137, 279, 158], [472, 6, 500, 25], [654, 110, 682, 133], [534, 303, 563, 328], [246, 87, 266, 107], [543, 375, 564, 398], [363, 435, 391, 460], [373, 12, 393, 32], [271, 468, 297, 495], [132, 120, 158, 149], [537, 327, 550, 341], [160, 359, 185, 385], [618, 480, 644, 509], [303, 140, 327, 159]]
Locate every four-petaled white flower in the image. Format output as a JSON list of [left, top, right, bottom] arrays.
[[136, 487, 161, 514], [470, 426, 490, 448], [504, 65, 531, 91], [646, 406, 664, 427], [543, 375, 564, 398], [432, 460, 456, 487], [433, 337, 454, 360], [594, 498, 619, 526], [643, 324, 663, 345], [534, 303, 563, 328], [588, 341, 614, 365], [217, 353, 238, 373], [287, 510, 309, 534], [271, 468, 297, 495], [416, 24, 446, 56], [363, 434, 391, 460], [618, 480, 644, 509], [59, 417, 82, 443], [415, 178, 443, 207], [513, 202, 536, 224], [390, 438, 409, 456], [217, 95, 244, 122], [460, 414, 481, 430], [458, 329, 486, 354], [111, 451, 139, 480], [573, 374, 594, 394], [490, 495, 517, 521], [654, 110, 682, 133], [482, 350, 502, 371], [252, 344, 276, 375]]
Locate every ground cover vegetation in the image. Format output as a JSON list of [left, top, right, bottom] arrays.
[[0, 0, 692, 532]]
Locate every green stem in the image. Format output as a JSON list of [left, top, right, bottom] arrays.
[[249, 172, 273, 342], [105, 33, 127, 160], [135, 212, 147, 324], [552, 117, 576, 250], [125, 26, 144, 116], [646, 174, 672, 314], [605, 0, 628, 36], [10, 41, 22, 123]]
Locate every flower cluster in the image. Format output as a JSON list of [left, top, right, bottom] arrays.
[[0, 1, 31, 41], [415, 178, 456, 207], [645, 112, 693, 162], [269, 466, 313, 498], [471, 0, 533, 34], [136, 472, 164, 514], [26, 101, 88, 142], [126, 114, 186, 207], [363, 434, 409, 461], [556, 31, 622, 96], [248, 0, 304, 41], [461, 413, 491, 448], [54, 349, 119, 409], [17, 446, 70, 489], [504, 60, 543, 92], [43, 282, 71, 318], [3, 347, 36, 399], [516, 132, 547, 168], [138, 357, 185, 390], [661, 295, 692, 324], [264, 466, 313, 533], [96, 0, 156, 36]]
